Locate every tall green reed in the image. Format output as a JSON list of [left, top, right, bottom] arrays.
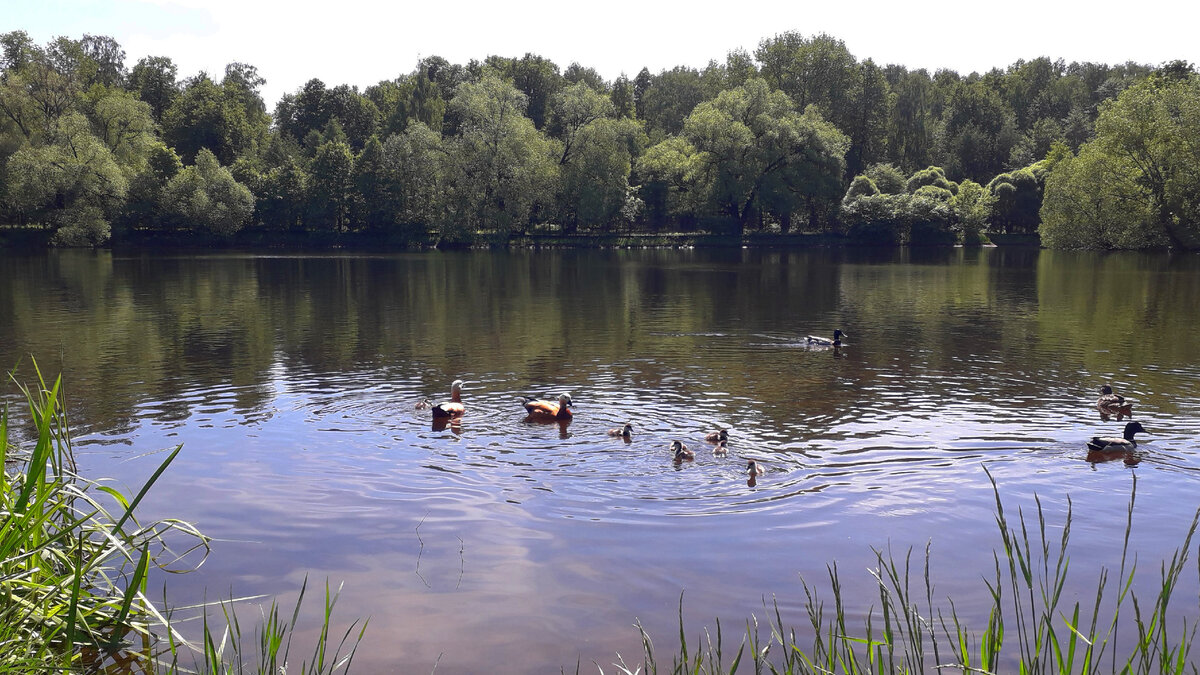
[[603, 466, 1200, 674], [1, 360, 364, 674]]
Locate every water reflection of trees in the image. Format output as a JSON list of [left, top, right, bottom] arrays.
[[2, 248, 1197, 435]]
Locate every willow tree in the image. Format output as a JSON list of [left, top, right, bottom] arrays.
[[1041, 73, 1200, 249], [439, 73, 560, 240], [640, 78, 848, 234]]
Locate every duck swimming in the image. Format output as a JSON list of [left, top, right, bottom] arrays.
[[806, 329, 846, 347], [712, 440, 728, 456], [1086, 421, 1147, 452], [746, 460, 764, 476], [522, 393, 574, 420], [607, 422, 633, 438], [1096, 385, 1134, 421], [670, 440, 694, 461], [704, 428, 729, 443], [431, 380, 465, 418]]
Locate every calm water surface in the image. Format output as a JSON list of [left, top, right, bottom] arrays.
[[3, 247, 1200, 673]]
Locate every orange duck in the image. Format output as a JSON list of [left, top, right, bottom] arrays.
[[431, 380, 466, 418], [522, 393, 573, 420]]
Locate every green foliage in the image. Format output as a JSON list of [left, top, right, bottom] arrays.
[[441, 73, 560, 240], [1, 361, 203, 672], [306, 140, 355, 232], [560, 118, 645, 230], [128, 55, 178, 122], [1041, 74, 1200, 249], [863, 162, 906, 194], [951, 178, 994, 244], [1039, 145, 1159, 249], [904, 165, 957, 194], [379, 122, 443, 235], [161, 74, 262, 165], [163, 148, 254, 237], [5, 112, 127, 244], [987, 166, 1044, 234], [640, 78, 849, 234], [843, 174, 878, 203]]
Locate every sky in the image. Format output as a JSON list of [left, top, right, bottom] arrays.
[[6, 0, 1200, 109]]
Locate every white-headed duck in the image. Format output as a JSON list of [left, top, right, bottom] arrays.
[[431, 380, 465, 418], [670, 440, 694, 462], [807, 329, 846, 347], [712, 440, 728, 456], [1086, 421, 1147, 452], [704, 428, 729, 443], [607, 422, 633, 438], [523, 393, 573, 420], [1097, 385, 1134, 421]]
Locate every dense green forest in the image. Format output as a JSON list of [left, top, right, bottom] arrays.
[[1, 30, 1197, 249]]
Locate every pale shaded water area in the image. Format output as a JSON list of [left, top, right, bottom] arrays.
[[3, 247, 1200, 673]]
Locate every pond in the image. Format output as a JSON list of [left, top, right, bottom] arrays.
[[2, 247, 1200, 673]]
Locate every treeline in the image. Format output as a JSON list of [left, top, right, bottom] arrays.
[[1, 30, 1197, 248]]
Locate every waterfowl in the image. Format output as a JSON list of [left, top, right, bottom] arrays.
[[522, 393, 573, 420], [746, 460, 764, 476], [806, 329, 846, 347], [1096, 385, 1134, 421], [1086, 421, 1147, 452], [670, 440, 694, 461], [712, 440, 728, 456], [704, 428, 729, 443], [430, 380, 465, 418], [607, 422, 633, 438], [414, 397, 433, 410]]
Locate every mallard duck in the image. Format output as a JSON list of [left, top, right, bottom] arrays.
[[414, 397, 433, 410], [746, 460, 764, 476], [522, 393, 573, 420], [1096, 385, 1134, 421], [670, 440, 694, 461], [712, 440, 728, 456], [806, 329, 846, 347], [607, 422, 634, 438], [431, 380, 465, 418], [1086, 421, 1147, 452], [704, 428, 729, 443]]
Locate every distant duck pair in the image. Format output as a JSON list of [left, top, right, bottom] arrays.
[[425, 380, 576, 421]]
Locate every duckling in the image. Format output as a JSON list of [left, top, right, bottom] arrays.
[[670, 440, 694, 462], [1086, 421, 1147, 452], [712, 439, 728, 456], [806, 329, 846, 347], [746, 460, 764, 476], [1096, 385, 1134, 421], [414, 397, 434, 411], [607, 422, 634, 438], [704, 428, 729, 443], [431, 380, 465, 418], [522, 393, 573, 420]]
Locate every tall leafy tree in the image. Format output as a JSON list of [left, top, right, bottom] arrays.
[[639, 78, 849, 234], [441, 73, 559, 239], [128, 55, 178, 122], [163, 147, 255, 237]]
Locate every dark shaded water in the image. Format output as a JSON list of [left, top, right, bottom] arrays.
[[3, 247, 1200, 673]]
